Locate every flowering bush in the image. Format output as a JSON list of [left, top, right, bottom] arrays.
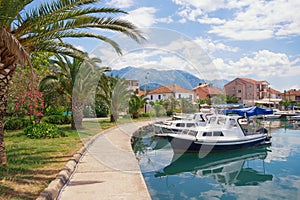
[[24, 123, 64, 139], [8, 65, 45, 122]]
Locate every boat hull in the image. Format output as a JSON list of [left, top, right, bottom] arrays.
[[167, 135, 270, 153]]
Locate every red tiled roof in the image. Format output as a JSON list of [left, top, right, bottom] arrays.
[[285, 89, 300, 95], [193, 85, 224, 99], [138, 90, 146, 96], [269, 88, 281, 95], [148, 84, 192, 94], [225, 78, 269, 86], [239, 78, 268, 84]]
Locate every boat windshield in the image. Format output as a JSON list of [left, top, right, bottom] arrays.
[[209, 116, 226, 125], [238, 117, 260, 134]]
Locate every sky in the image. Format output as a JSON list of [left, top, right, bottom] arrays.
[[30, 0, 300, 92]]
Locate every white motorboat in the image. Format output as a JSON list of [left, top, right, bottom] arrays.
[[166, 114, 271, 153], [154, 112, 212, 136], [290, 115, 300, 121], [263, 114, 281, 119]]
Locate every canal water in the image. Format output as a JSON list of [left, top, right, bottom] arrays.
[[132, 119, 300, 200]]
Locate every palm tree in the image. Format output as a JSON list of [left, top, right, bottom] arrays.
[[226, 95, 239, 104], [40, 55, 108, 129], [96, 75, 132, 122], [0, 0, 144, 165], [129, 94, 148, 118]]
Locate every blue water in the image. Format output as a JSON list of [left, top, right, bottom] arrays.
[[132, 119, 300, 200]]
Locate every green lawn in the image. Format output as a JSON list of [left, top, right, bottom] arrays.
[[0, 118, 116, 200]]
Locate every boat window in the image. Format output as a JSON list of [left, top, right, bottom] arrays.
[[213, 131, 224, 136], [209, 117, 217, 124], [188, 130, 198, 136], [203, 132, 212, 136], [186, 123, 195, 127], [217, 117, 226, 125], [229, 119, 237, 127], [176, 123, 185, 127]]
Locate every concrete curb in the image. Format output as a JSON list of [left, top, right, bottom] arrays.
[[36, 126, 117, 200]]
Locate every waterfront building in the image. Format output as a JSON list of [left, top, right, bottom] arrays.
[[192, 83, 224, 102], [283, 89, 300, 103], [224, 78, 281, 106], [147, 84, 193, 102]]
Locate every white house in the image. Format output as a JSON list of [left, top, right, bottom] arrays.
[[147, 84, 193, 102]]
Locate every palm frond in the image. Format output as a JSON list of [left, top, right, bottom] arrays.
[[0, 0, 33, 29]]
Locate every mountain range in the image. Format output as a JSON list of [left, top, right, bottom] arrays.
[[108, 66, 228, 91]]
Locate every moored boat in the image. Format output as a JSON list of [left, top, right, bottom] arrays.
[[167, 114, 271, 153], [153, 112, 212, 136], [263, 114, 281, 119], [290, 115, 300, 121]]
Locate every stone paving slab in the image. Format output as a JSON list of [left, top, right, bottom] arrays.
[[57, 121, 152, 200]]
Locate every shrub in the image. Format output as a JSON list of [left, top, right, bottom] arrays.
[[4, 117, 31, 130], [44, 106, 65, 116], [139, 113, 150, 118], [42, 115, 71, 125], [166, 110, 174, 116], [24, 123, 64, 139], [95, 104, 109, 117]]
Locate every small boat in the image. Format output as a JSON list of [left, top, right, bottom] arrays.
[[263, 114, 281, 119], [290, 115, 300, 121], [153, 112, 212, 136], [167, 114, 271, 153]]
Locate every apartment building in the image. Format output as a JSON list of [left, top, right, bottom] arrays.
[[283, 89, 300, 102], [224, 78, 271, 106]]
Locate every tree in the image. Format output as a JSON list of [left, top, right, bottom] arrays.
[[226, 95, 239, 104], [179, 98, 195, 113], [163, 95, 179, 114], [40, 55, 108, 129], [129, 94, 148, 118], [211, 94, 227, 105], [150, 100, 165, 117], [0, 0, 144, 165], [96, 75, 132, 122], [279, 99, 292, 110]]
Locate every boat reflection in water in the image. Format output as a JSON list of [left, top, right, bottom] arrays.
[[155, 147, 273, 187]]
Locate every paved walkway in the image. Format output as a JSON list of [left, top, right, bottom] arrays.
[[58, 121, 152, 200]]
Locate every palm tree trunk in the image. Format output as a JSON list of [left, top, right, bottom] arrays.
[[71, 98, 84, 129], [0, 62, 16, 166], [0, 114, 6, 165]]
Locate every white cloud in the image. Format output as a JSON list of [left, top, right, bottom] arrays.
[[172, 0, 300, 40], [105, 0, 134, 8], [211, 0, 300, 40], [197, 15, 225, 25], [194, 37, 239, 55], [208, 50, 300, 81], [121, 7, 157, 28]]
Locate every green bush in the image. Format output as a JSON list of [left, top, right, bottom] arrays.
[[139, 113, 150, 118], [24, 123, 64, 139], [95, 104, 109, 117], [166, 110, 174, 116], [44, 106, 65, 116], [42, 115, 71, 125], [4, 117, 31, 130]]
